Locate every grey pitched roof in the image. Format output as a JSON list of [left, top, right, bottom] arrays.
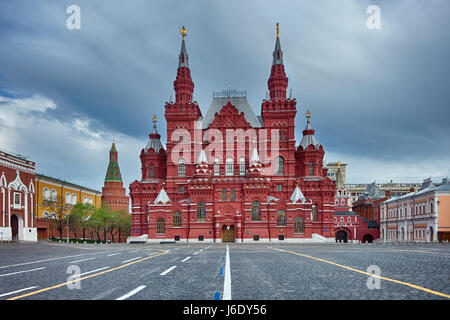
[[299, 119, 321, 149], [358, 182, 386, 201], [201, 96, 263, 129]]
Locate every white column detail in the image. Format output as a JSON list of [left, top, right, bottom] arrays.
[[24, 191, 28, 228]]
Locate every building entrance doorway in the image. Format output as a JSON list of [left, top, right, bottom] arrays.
[[11, 215, 19, 241], [335, 230, 348, 243], [222, 225, 235, 243]]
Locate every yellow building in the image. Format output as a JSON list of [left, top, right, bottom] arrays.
[[35, 173, 101, 239]]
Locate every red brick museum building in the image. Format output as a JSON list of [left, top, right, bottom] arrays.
[[128, 26, 338, 243]]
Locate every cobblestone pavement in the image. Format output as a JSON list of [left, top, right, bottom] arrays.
[[0, 241, 449, 300]]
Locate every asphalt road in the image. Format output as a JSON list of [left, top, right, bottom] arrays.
[[0, 242, 449, 300]]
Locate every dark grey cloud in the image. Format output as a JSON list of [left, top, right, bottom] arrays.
[[0, 0, 449, 187]]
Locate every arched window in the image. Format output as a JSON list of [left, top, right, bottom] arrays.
[[197, 202, 206, 221], [222, 189, 227, 201], [178, 159, 186, 177], [173, 211, 181, 227], [230, 189, 235, 201], [83, 196, 88, 204], [43, 211, 49, 219], [65, 192, 71, 204], [225, 158, 234, 176], [72, 194, 77, 205], [214, 158, 220, 176], [156, 218, 165, 234], [239, 157, 245, 176], [430, 202, 434, 215], [312, 205, 318, 221], [308, 163, 314, 176], [51, 189, 57, 202], [88, 197, 93, 205], [277, 210, 286, 226], [43, 188, 50, 201], [150, 166, 154, 178], [294, 217, 304, 233], [252, 201, 261, 221], [282, 131, 286, 141], [276, 156, 284, 175]]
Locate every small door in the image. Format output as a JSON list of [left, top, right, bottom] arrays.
[[221, 225, 235, 243], [11, 215, 19, 240]]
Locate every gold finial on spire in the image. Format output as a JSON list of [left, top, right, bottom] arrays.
[[179, 26, 187, 40], [276, 22, 280, 38], [113, 137, 115, 144], [306, 109, 311, 120], [153, 115, 157, 123]]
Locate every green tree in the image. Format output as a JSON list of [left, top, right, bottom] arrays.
[[71, 203, 95, 240], [117, 210, 131, 243]]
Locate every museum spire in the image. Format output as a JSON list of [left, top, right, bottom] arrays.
[[268, 23, 288, 100]]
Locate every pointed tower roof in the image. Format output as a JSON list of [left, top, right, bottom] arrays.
[[250, 146, 261, 163], [267, 22, 288, 100], [174, 26, 194, 103], [299, 110, 321, 149], [105, 140, 123, 182], [290, 184, 306, 204], [154, 184, 171, 205], [272, 23, 283, 65], [144, 115, 164, 153], [178, 26, 189, 68]]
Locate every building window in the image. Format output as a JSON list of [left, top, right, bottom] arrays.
[[294, 217, 304, 233], [214, 158, 220, 176], [225, 158, 234, 176], [65, 192, 71, 205], [239, 157, 245, 176], [72, 194, 77, 205], [88, 197, 93, 205], [14, 192, 21, 207], [198, 235, 204, 241], [276, 185, 283, 192], [197, 202, 206, 221], [178, 186, 184, 194], [51, 189, 57, 202], [252, 201, 261, 221], [43, 188, 50, 201], [174, 235, 180, 241], [312, 205, 318, 221], [43, 211, 49, 219], [277, 210, 286, 226], [282, 131, 286, 141], [253, 235, 259, 241], [150, 166, 154, 178], [347, 217, 351, 222], [178, 159, 186, 177], [156, 218, 165, 234], [222, 189, 227, 201], [230, 189, 235, 201], [173, 211, 181, 227], [309, 163, 314, 176], [276, 156, 284, 175]]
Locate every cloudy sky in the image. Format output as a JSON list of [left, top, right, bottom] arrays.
[[0, 0, 449, 192]]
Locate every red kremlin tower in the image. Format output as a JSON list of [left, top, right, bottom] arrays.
[[128, 24, 336, 243], [101, 141, 129, 213]]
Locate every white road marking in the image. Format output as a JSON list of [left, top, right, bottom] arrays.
[[0, 286, 39, 298], [69, 257, 96, 264], [193, 250, 202, 255], [0, 251, 114, 269], [116, 285, 146, 300], [223, 245, 231, 300], [122, 257, 142, 264], [160, 266, 177, 276], [0, 267, 46, 278], [181, 256, 191, 262], [107, 253, 121, 257], [79, 266, 110, 276]]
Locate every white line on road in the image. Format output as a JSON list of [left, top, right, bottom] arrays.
[[122, 257, 142, 264], [69, 257, 96, 264], [181, 256, 191, 262], [107, 253, 121, 257], [0, 286, 39, 298], [223, 245, 231, 300], [193, 250, 202, 255], [0, 251, 116, 270], [79, 266, 110, 276], [115, 285, 146, 300], [0, 267, 46, 278], [160, 266, 177, 276]]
